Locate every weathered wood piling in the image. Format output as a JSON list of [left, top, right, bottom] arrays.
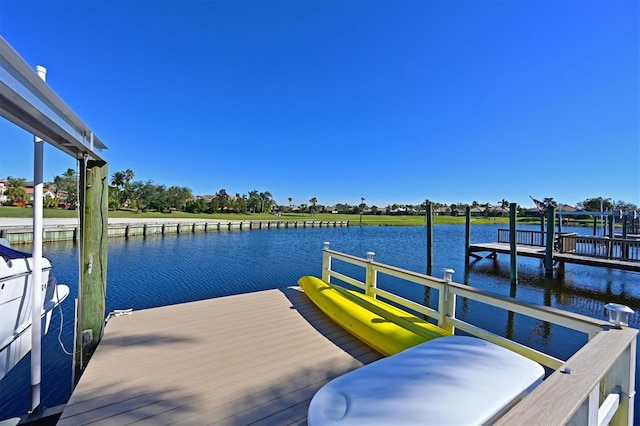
[[76, 160, 109, 381]]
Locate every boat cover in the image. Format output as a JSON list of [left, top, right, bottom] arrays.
[[308, 335, 544, 425], [0, 242, 31, 259]]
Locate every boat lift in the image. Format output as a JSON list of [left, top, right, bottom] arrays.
[[0, 36, 108, 421]]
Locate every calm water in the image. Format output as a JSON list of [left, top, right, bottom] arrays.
[[1, 224, 639, 421]]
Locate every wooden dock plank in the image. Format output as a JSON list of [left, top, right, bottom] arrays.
[[58, 287, 381, 425]]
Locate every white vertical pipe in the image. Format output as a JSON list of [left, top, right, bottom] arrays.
[[365, 251, 376, 298], [30, 64, 46, 413], [321, 242, 331, 283]]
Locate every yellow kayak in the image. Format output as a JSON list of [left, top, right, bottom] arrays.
[[298, 276, 450, 356]]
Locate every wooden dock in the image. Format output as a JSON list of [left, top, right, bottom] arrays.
[[469, 242, 640, 272], [58, 287, 381, 425]]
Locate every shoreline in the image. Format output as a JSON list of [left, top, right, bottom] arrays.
[[0, 217, 223, 228], [0, 218, 349, 245]]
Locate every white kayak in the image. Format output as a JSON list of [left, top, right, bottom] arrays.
[[308, 336, 544, 425]]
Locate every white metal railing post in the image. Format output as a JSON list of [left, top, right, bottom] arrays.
[[365, 251, 377, 298], [619, 337, 636, 426], [320, 247, 639, 425], [576, 385, 600, 425], [30, 64, 47, 415], [321, 242, 331, 283], [439, 268, 456, 334], [603, 303, 636, 426]]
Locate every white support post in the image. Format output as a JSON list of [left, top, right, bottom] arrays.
[[365, 252, 376, 298], [30, 64, 46, 414], [605, 335, 636, 426], [321, 242, 331, 283], [589, 385, 600, 425], [439, 268, 456, 334], [598, 391, 620, 426]]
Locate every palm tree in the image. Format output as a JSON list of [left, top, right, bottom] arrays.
[[111, 171, 125, 189], [259, 191, 273, 213], [216, 188, 229, 212], [123, 169, 135, 207], [124, 169, 135, 185], [248, 190, 260, 213], [54, 168, 78, 207], [309, 197, 318, 216], [111, 171, 126, 205], [360, 197, 366, 224], [5, 177, 28, 206], [497, 199, 509, 216]]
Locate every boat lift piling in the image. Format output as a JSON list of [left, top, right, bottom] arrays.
[[540, 210, 545, 246], [464, 206, 471, 266], [75, 158, 109, 381], [509, 203, 518, 285], [544, 206, 556, 277], [425, 202, 433, 276]]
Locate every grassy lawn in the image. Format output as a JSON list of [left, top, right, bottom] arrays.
[[0, 206, 80, 218], [0, 206, 521, 226]]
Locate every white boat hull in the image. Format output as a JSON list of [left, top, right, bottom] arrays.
[[0, 253, 70, 380]]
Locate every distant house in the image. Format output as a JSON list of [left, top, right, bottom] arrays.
[[523, 203, 580, 217], [434, 206, 452, 216], [0, 180, 6, 203], [493, 206, 510, 216], [24, 186, 56, 204], [24, 186, 56, 201], [469, 206, 485, 216], [56, 190, 69, 207], [557, 204, 579, 213], [389, 207, 417, 215], [523, 207, 542, 217]]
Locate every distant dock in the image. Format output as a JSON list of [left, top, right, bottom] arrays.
[[0, 218, 349, 245], [469, 229, 640, 273]]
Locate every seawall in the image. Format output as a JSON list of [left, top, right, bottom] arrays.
[[0, 218, 349, 245]]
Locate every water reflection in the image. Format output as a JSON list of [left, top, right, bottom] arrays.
[[470, 256, 640, 323]]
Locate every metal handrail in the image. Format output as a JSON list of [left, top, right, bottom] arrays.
[[321, 244, 637, 425]]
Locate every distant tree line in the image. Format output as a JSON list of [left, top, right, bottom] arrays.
[[183, 189, 277, 214], [109, 169, 193, 212], [2, 171, 638, 217]]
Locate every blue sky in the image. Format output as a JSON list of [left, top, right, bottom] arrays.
[[0, 0, 638, 209]]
